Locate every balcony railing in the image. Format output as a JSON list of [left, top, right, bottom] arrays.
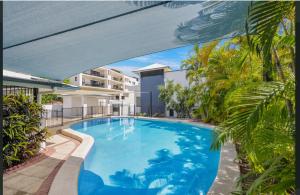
[[83, 82, 105, 88], [112, 85, 123, 90], [112, 77, 123, 82], [85, 70, 106, 78]]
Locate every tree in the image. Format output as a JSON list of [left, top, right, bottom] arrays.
[[180, 1, 295, 193], [211, 1, 295, 194], [41, 94, 62, 104], [159, 80, 194, 118]]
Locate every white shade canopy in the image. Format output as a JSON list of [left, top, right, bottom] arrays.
[[4, 1, 249, 81]]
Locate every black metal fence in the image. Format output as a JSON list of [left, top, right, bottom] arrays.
[[41, 104, 151, 128]]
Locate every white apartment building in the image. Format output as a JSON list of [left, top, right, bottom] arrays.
[[69, 67, 138, 92], [55, 66, 139, 116]]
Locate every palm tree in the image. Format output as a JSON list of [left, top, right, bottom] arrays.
[[211, 1, 295, 193], [245, 1, 295, 81]]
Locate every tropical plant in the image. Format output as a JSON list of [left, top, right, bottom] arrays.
[[3, 93, 48, 169], [41, 94, 62, 104], [179, 1, 295, 193], [246, 1, 295, 81], [183, 37, 263, 123], [210, 1, 295, 194], [212, 80, 295, 194], [159, 80, 195, 118]]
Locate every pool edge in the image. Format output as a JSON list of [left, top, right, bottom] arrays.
[[48, 128, 94, 195], [207, 141, 240, 194]]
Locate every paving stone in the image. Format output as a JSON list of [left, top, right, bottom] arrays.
[[4, 174, 44, 193], [4, 134, 78, 195], [4, 172, 20, 181], [4, 187, 19, 195], [55, 143, 76, 155], [18, 165, 54, 179], [35, 158, 61, 169], [49, 152, 66, 160]]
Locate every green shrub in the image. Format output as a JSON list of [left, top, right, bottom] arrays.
[[3, 93, 48, 169], [41, 94, 62, 104]]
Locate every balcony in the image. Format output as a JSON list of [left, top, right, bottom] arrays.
[[83, 81, 105, 88], [112, 85, 123, 90], [112, 77, 123, 82], [85, 70, 106, 78]]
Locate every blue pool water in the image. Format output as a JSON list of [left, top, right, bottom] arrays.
[[71, 118, 220, 195]]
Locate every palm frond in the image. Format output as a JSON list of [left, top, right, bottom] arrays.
[[212, 81, 289, 149]]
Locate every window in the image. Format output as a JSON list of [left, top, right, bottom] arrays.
[[122, 96, 125, 100], [112, 104, 119, 112], [75, 76, 77, 81]]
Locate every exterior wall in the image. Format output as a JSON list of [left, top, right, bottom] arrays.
[[164, 70, 189, 117], [69, 74, 82, 86], [140, 69, 165, 114], [63, 96, 73, 108], [86, 97, 99, 107], [69, 67, 138, 92], [164, 70, 189, 87], [127, 85, 141, 105]]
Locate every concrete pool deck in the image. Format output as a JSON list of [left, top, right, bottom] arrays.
[[208, 142, 240, 194], [3, 134, 80, 195]]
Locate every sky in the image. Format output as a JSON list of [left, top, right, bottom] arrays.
[[106, 39, 228, 77], [105, 44, 195, 77]]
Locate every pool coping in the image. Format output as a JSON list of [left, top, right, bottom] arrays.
[[48, 128, 94, 195], [48, 116, 239, 195]]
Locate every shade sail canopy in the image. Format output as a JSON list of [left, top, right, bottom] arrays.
[[4, 1, 249, 81]]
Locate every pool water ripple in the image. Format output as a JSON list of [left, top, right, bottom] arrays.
[[71, 118, 220, 195]]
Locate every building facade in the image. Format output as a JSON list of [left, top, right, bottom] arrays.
[[69, 67, 138, 92], [59, 66, 139, 117], [134, 64, 171, 116], [134, 64, 189, 117]]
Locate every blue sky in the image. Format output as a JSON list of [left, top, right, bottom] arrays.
[[106, 39, 228, 77], [106, 44, 195, 77]]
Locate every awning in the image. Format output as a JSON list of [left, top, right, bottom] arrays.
[[3, 70, 79, 90], [3, 1, 249, 81]]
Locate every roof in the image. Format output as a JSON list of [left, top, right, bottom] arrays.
[[3, 1, 249, 81], [133, 63, 171, 73], [3, 69, 78, 90]]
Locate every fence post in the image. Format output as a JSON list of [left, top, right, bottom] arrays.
[[56, 110, 58, 124], [82, 106, 84, 120], [61, 107, 64, 125], [91, 106, 93, 118], [134, 104, 136, 116], [121, 102, 123, 116], [102, 105, 104, 116]]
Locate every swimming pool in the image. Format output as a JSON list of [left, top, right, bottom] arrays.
[[71, 118, 220, 195]]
